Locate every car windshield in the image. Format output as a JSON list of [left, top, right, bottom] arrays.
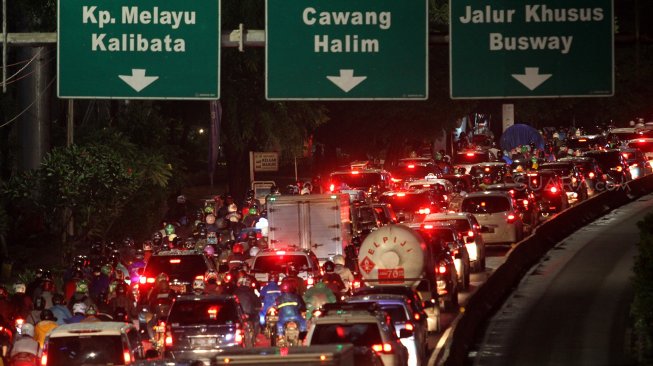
[[453, 153, 489, 164], [168, 300, 239, 325], [47, 335, 124, 366], [515, 173, 559, 191], [461, 196, 511, 213], [628, 141, 653, 153], [252, 254, 309, 273], [311, 323, 382, 347], [330, 172, 384, 190], [379, 193, 431, 212], [486, 186, 529, 199], [144, 255, 208, 281]]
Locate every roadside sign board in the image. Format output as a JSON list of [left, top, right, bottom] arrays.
[[253, 152, 279, 172], [58, 0, 220, 99], [450, 0, 613, 99], [266, 0, 428, 100]]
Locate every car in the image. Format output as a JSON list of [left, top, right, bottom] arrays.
[[452, 150, 495, 174], [566, 135, 607, 152], [352, 285, 439, 333], [469, 162, 510, 185], [607, 127, 653, 143], [619, 147, 652, 179], [418, 223, 471, 291], [378, 189, 444, 224], [460, 191, 524, 245], [405, 174, 454, 208], [415, 229, 459, 311], [370, 202, 398, 226], [328, 168, 393, 195], [558, 156, 607, 194], [42, 321, 152, 366], [347, 294, 428, 366], [627, 138, 653, 160], [352, 202, 383, 240], [485, 183, 539, 229], [583, 149, 632, 184], [250, 248, 321, 287], [306, 302, 410, 366], [163, 294, 253, 361], [137, 250, 217, 304], [538, 162, 589, 201], [389, 158, 441, 185], [516, 171, 569, 220], [420, 212, 486, 272], [441, 174, 476, 194]]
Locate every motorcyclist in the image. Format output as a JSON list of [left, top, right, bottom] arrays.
[[10, 282, 33, 322], [109, 284, 135, 321], [81, 305, 101, 322], [275, 281, 307, 338], [48, 293, 72, 325], [233, 277, 260, 335], [147, 273, 174, 310], [9, 323, 39, 364], [320, 261, 345, 297], [242, 206, 260, 228], [302, 280, 336, 321], [192, 278, 206, 295], [26, 296, 45, 325], [333, 255, 354, 293], [65, 302, 88, 324], [259, 272, 281, 328], [204, 270, 223, 295], [227, 243, 247, 270], [34, 309, 58, 348], [26, 269, 45, 299], [89, 264, 111, 302], [33, 276, 55, 310], [281, 264, 306, 297]]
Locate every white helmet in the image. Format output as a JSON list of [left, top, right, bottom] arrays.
[[249, 246, 260, 257], [228, 203, 238, 213], [333, 254, 346, 266], [72, 302, 88, 315], [13, 282, 26, 294], [21, 323, 34, 337], [177, 195, 187, 204]]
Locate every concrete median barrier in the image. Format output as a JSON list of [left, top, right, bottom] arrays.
[[434, 174, 653, 366]]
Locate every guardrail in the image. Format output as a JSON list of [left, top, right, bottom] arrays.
[[434, 174, 653, 365]]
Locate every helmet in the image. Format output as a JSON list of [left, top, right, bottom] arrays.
[[232, 243, 244, 254], [72, 302, 88, 315], [333, 255, 345, 266], [13, 282, 26, 294], [323, 261, 335, 273], [153, 231, 163, 242], [35, 268, 44, 278], [206, 214, 216, 225], [21, 323, 34, 337], [237, 276, 251, 287], [156, 272, 170, 284], [85, 305, 97, 316], [165, 224, 176, 236], [204, 205, 215, 215], [249, 246, 260, 257], [192, 278, 205, 291], [203, 245, 215, 256], [101, 264, 113, 276], [204, 269, 218, 284], [280, 280, 297, 294], [134, 249, 145, 260], [40, 309, 57, 322], [177, 195, 186, 204], [228, 203, 238, 213], [76, 279, 89, 294]]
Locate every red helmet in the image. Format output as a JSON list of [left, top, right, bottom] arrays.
[[232, 243, 245, 254]]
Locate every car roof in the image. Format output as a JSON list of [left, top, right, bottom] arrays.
[[463, 191, 513, 199], [540, 162, 575, 167], [473, 162, 507, 166], [485, 183, 523, 190], [153, 249, 204, 257], [175, 294, 236, 302], [256, 248, 312, 256], [423, 212, 472, 221], [48, 321, 132, 337]]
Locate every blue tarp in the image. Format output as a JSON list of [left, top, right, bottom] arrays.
[[500, 124, 545, 151]]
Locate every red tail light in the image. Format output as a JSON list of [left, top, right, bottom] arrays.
[[588, 172, 595, 179], [235, 329, 243, 344], [437, 263, 447, 274], [351, 170, 360, 175], [417, 207, 431, 215], [631, 163, 639, 168], [40, 349, 48, 366], [407, 164, 415, 169], [405, 323, 414, 331], [509, 189, 515, 196], [123, 351, 132, 365], [466, 152, 475, 157], [522, 199, 529, 206], [616, 166, 623, 172], [550, 186, 558, 193], [423, 224, 434, 230], [329, 183, 335, 192], [353, 279, 361, 289], [306, 277, 315, 286], [414, 313, 421, 321], [165, 334, 173, 347], [372, 343, 393, 353], [507, 214, 516, 223], [467, 230, 474, 237]]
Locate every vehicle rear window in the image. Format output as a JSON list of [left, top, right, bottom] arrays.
[[391, 165, 436, 180], [539, 165, 572, 176], [423, 228, 456, 242], [425, 218, 470, 233], [378, 304, 408, 322], [583, 152, 622, 168], [330, 172, 384, 190], [453, 153, 489, 164], [461, 196, 510, 213], [144, 255, 208, 281], [628, 141, 653, 153], [168, 300, 239, 325], [379, 193, 431, 212], [252, 254, 309, 273], [311, 323, 382, 347], [47, 335, 124, 366]]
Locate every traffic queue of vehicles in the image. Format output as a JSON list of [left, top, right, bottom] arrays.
[[30, 128, 653, 366]]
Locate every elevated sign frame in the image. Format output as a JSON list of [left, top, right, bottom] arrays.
[[265, 0, 429, 101], [449, 0, 614, 99], [58, 0, 220, 100]]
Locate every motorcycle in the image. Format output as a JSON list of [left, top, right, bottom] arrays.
[[277, 320, 301, 347], [9, 352, 38, 366], [264, 307, 279, 346]]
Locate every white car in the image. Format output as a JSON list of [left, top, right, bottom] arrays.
[[452, 150, 495, 174], [460, 191, 524, 245]]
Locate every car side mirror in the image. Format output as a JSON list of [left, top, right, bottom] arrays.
[[144, 349, 159, 359], [399, 328, 414, 338]]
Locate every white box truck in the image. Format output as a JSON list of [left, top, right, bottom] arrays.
[[266, 194, 352, 262]]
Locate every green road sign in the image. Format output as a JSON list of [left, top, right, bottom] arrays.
[[450, 0, 613, 99], [58, 0, 220, 99], [266, 0, 428, 100]]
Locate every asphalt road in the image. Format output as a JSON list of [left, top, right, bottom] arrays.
[[468, 193, 653, 366]]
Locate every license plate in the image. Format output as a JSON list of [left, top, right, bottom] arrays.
[[191, 337, 216, 346]]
